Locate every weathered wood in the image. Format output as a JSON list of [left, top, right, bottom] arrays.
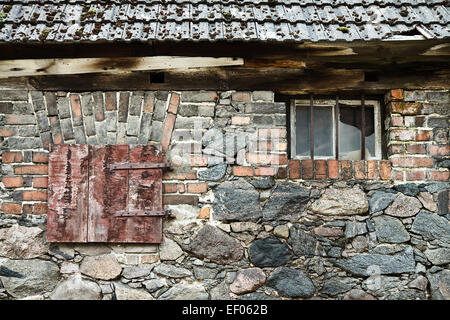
[[0, 56, 244, 78], [47, 144, 89, 243]]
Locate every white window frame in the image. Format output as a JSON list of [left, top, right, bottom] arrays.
[[290, 98, 382, 160]]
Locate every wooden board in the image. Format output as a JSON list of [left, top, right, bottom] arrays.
[[47, 144, 89, 242]]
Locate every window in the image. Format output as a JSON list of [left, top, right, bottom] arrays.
[[290, 96, 382, 160]]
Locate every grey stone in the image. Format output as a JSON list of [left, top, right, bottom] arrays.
[[56, 97, 71, 118], [411, 210, 450, 243], [344, 222, 368, 239], [385, 193, 422, 217], [425, 182, 450, 194], [150, 120, 163, 142], [193, 267, 218, 280], [126, 115, 140, 136], [6, 137, 41, 149], [394, 183, 420, 197], [35, 110, 50, 132], [229, 268, 266, 295], [75, 244, 111, 256], [84, 115, 96, 136], [373, 216, 410, 243], [266, 267, 315, 298], [105, 111, 117, 132], [73, 126, 87, 144], [427, 270, 450, 300], [0, 258, 59, 299], [245, 102, 286, 114], [253, 91, 273, 102], [253, 115, 273, 126], [273, 224, 289, 238], [249, 238, 292, 267], [328, 247, 343, 258], [238, 293, 280, 300], [80, 254, 122, 280], [18, 125, 39, 137], [437, 190, 449, 216], [288, 225, 324, 257], [143, 278, 168, 293], [210, 282, 230, 300], [48, 245, 75, 260], [60, 118, 75, 140], [182, 91, 217, 103], [0, 225, 49, 259], [262, 182, 310, 221], [175, 116, 211, 130], [424, 248, 450, 265], [198, 163, 227, 181], [213, 179, 261, 221], [114, 282, 153, 300], [248, 177, 275, 190], [343, 289, 376, 300], [387, 289, 426, 300], [179, 104, 199, 116], [138, 112, 152, 144], [310, 186, 369, 215], [408, 275, 428, 291], [31, 91, 45, 111], [369, 191, 397, 214], [182, 225, 244, 264], [153, 264, 192, 278], [50, 274, 101, 300], [129, 94, 143, 116], [122, 265, 153, 279], [81, 93, 94, 116], [158, 281, 209, 300], [321, 280, 353, 296], [418, 192, 437, 212], [336, 246, 415, 276], [159, 237, 183, 261], [353, 236, 368, 253]]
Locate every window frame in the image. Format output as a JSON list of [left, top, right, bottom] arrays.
[[290, 98, 382, 161]]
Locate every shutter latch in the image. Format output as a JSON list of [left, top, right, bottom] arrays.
[[115, 209, 173, 217]]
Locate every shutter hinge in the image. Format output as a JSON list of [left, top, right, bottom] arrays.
[[115, 209, 172, 217]]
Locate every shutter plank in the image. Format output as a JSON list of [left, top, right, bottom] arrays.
[[47, 144, 89, 242]]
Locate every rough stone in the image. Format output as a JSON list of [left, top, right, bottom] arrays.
[[385, 193, 422, 217], [159, 237, 183, 261], [193, 267, 218, 280], [310, 186, 369, 215], [60, 262, 79, 274], [229, 268, 266, 295], [273, 225, 290, 238], [163, 205, 201, 235], [343, 289, 376, 300], [50, 274, 101, 300], [48, 245, 75, 260], [369, 191, 397, 214], [427, 270, 450, 300], [336, 246, 415, 276], [249, 238, 292, 267], [418, 192, 437, 212], [248, 177, 275, 190], [158, 281, 209, 300], [213, 179, 261, 221], [114, 282, 153, 300], [387, 289, 426, 300], [80, 254, 122, 280], [344, 222, 368, 238], [424, 248, 450, 265], [288, 225, 324, 257], [0, 258, 59, 299], [394, 183, 420, 197], [230, 222, 260, 233], [143, 278, 168, 293], [373, 216, 410, 243], [408, 275, 428, 291], [266, 267, 315, 298], [210, 282, 230, 300], [198, 163, 227, 181], [0, 225, 49, 259], [320, 280, 354, 296], [262, 182, 310, 221], [182, 225, 244, 264], [352, 236, 368, 252], [75, 244, 111, 256], [153, 264, 192, 278], [411, 210, 450, 243], [122, 265, 153, 279]]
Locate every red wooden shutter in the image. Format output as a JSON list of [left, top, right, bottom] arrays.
[[47, 144, 167, 243]]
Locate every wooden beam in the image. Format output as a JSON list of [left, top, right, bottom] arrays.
[[0, 56, 244, 78]]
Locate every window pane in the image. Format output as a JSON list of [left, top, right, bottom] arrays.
[[295, 105, 333, 157], [339, 104, 375, 160]]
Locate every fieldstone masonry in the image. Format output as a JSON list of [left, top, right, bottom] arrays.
[[0, 89, 449, 300]]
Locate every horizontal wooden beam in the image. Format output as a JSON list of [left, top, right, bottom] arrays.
[[0, 56, 244, 78]]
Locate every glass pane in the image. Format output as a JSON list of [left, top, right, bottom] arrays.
[[295, 105, 333, 157], [338, 104, 375, 160]]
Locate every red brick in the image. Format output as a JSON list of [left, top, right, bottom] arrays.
[[390, 129, 415, 141], [163, 183, 178, 193], [315, 160, 327, 179], [341, 160, 353, 180], [379, 161, 392, 180], [161, 114, 176, 153], [390, 102, 422, 115], [275, 167, 287, 179], [1, 203, 22, 214], [22, 204, 33, 214], [232, 116, 251, 126], [33, 203, 48, 214], [429, 145, 450, 156], [143, 93, 154, 113], [2, 152, 23, 163], [354, 160, 366, 179], [406, 170, 426, 181], [33, 177, 48, 188], [415, 116, 425, 127], [390, 116, 403, 127], [273, 142, 287, 152], [288, 160, 300, 179], [32, 152, 49, 163], [391, 157, 434, 168], [4, 114, 36, 125], [70, 94, 82, 117], [163, 195, 198, 205], [406, 144, 426, 154], [389, 144, 405, 155], [327, 160, 339, 179], [247, 153, 287, 165], [258, 128, 286, 139], [232, 92, 251, 102], [22, 190, 47, 201], [233, 166, 253, 177], [0, 127, 16, 137], [429, 171, 449, 181], [178, 183, 185, 193], [163, 169, 196, 180], [105, 92, 117, 111], [14, 165, 48, 175], [190, 155, 208, 167], [2, 177, 23, 188], [416, 130, 433, 141], [390, 89, 404, 100], [198, 207, 210, 219], [367, 160, 378, 180], [53, 132, 63, 144], [187, 182, 207, 194], [392, 169, 404, 181], [255, 167, 275, 176], [257, 141, 272, 151], [301, 160, 313, 180], [167, 92, 180, 114]]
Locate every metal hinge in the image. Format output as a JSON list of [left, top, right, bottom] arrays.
[[115, 209, 172, 217], [109, 162, 171, 170]]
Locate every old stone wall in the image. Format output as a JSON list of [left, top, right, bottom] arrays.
[[0, 89, 449, 300]]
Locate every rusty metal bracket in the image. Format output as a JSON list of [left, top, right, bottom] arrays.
[[115, 209, 172, 217], [109, 162, 171, 170]]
